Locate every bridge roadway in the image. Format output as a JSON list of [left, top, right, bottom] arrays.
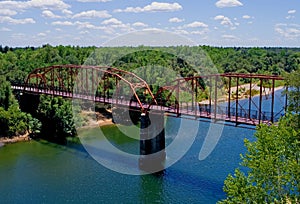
[[12, 85, 282, 126]]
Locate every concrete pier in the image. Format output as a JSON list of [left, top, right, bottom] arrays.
[[139, 111, 166, 172]]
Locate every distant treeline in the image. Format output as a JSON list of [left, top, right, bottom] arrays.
[[0, 44, 300, 84]]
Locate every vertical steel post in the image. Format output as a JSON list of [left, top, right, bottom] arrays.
[[92, 69, 94, 97], [259, 79, 263, 124], [195, 79, 198, 117], [86, 68, 88, 96], [214, 75, 218, 120], [235, 77, 239, 125], [192, 79, 194, 111], [51, 68, 54, 95], [228, 76, 231, 118], [248, 77, 252, 120], [209, 76, 212, 115], [176, 80, 180, 117], [285, 86, 288, 113], [271, 78, 275, 123]]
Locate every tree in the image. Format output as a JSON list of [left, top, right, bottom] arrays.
[[37, 95, 83, 139], [219, 114, 300, 203], [285, 68, 300, 114]]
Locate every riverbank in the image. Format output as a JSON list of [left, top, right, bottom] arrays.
[[199, 84, 284, 105], [79, 109, 114, 129], [0, 109, 114, 147], [0, 132, 31, 145]]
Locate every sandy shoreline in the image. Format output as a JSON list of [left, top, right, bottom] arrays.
[[199, 85, 284, 105]]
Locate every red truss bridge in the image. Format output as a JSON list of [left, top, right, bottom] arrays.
[[12, 64, 287, 126]]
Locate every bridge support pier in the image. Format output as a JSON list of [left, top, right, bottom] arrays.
[[139, 111, 166, 172]]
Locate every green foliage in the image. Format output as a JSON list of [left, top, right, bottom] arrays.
[[0, 77, 41, 137], [219, 114, 300, 203], [37, 95, 83, 138], [0, 75, 13, 110], [0, 102, 41, 137], [285, 69, 300, 114]]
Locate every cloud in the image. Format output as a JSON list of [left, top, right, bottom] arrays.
[[42, 10, 61, 18], [222, 34, 239, 40], [29, 0, 70, 10], [242, 15, 251, 19], [0, 0, 70, 12], [114, 2, 182, 13], [288, 10, 296, 14], [0, 9, 17, 16], [169, 17, 184, 23], [38, 32, 47, 37], [0, 16, 35, 24], [214, 15, 234, 27], [286, 10, 296, 20], [132, 22, 148, 27], [0, 27, 12, 31], [62, 9, 73, 15], [185, 21, 208, 28], [191, 30, 209, 35], [215, 0, 243, 8], [275, 23, 300, 39], [51, 21, 74, 26], [73, 10, 111, 19], [101, 18, 122, 25], [174, 29, 189, 35], [77, 0, 111, 2]]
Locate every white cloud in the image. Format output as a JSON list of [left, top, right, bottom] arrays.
[[38, 32, 46, 37], [62, 9, 73, 15], [73, 10, 111, 19], [77, 0, 111, 2], [222, 34, 239, 40], [0, 16, 35, 24], [79, 30, 90, 34], [101, 18, 122, 25], [242, 15, 251, 19], [286, 10, 296, 20], [288, 10, 296, 14], [215, 0, 243, 8], [0, 9, 17, 16], [275, 23, 300, 39], [174, 29, 189, 35], [114, 2, 182, 13], [29, 0, 70, 10], [42, 10, 61, 18], [0, 27, 12, 31], [0, 0, 70, 12], [52, 21, 74, 26], [214, 15, 234, 27], [191, 30, 209, 35], [132, 22, 148, 27], [185, 21, 208, 28], [169, 17, 184, 23]]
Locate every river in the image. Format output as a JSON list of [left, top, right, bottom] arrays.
[[0, 89, 285, 203]]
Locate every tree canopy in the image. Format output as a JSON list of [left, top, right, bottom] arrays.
[[219, 69, 300, 203]]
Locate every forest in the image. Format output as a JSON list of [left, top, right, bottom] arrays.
[[0, 44, 299, 139]]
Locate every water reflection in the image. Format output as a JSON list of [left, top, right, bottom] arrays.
[[140, 172, 165, 204]]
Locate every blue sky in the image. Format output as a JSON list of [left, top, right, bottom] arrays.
[[0, 0, 299, 47]]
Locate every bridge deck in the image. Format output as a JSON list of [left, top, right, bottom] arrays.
[[13, 86, 279, 126]]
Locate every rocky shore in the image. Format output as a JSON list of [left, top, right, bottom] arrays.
[[0, 132, 31, 146]]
